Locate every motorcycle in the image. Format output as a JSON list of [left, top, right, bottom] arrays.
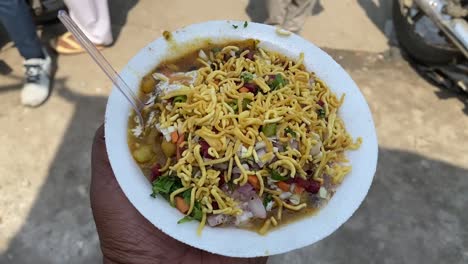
[[393, 0, 468, 93]]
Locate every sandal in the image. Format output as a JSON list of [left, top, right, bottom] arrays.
[[52, 32, 105, 55]]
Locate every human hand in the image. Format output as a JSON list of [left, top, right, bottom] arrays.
[[91, 125, 268, 264]]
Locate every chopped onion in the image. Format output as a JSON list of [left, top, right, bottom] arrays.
[[238, 145, 248, 157], [314, 152, 323, 159], [267, 177, 278, 185], [256, 148, 267, 158], [131, 125, 142, 138], [207, 214, 229, 227], [235, 211, 253, 226], [265, 200, 275, 211], [289, 194, 301, 205], [156, 124, 176, 142], [145, 111, 155, 128], [310, 143, 321, 156], [255, 141, 266, 150], [213, 163, 228, 170], [152, 72, 169, 82], [279, 192, 292, 200], [319, 186, 328, 199], [231, 183, 255, 201], [248, 195, 267, 219], [290, 183, 296, 193], [249, 163, 261, 170], [257, 160, 264, 168], [290, 139, 299, 149], [310, 133, 322, 156], [232, 167, 242, 175], [144, 94, 156, 106], [198, 49, 208, 61]]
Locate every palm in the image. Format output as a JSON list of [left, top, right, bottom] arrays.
[[91, 126, 267, 264]]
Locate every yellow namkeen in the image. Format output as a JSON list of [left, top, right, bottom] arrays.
[[131, 41, 361, 235]]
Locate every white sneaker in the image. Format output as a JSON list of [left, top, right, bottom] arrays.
[[21, 50, 52, 107]]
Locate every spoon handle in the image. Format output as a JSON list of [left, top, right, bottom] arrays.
[[58, 10, 144, 125]]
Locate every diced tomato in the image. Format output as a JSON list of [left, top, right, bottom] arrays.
[[243, 83, 258, 94], [277, 181, 290, 192], [171, 131, 179, 143], [238, 87, 250, 93], [245, 49, 255, 60], [294, 185, 305, 195], [175, 196, 189, 214], [150, 163, 162, 182], [218, 175, 226, 187], [199, 139, 213, 159], [248, 175, 260, 190], [294, 177, 321, 194]]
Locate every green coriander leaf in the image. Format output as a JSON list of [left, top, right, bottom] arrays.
[[317, 108, 326, 118], [151, 176, 174, 195], [284, 127, 297, 138], [227, 181, 235, 191], [242, 98, 252, 110], [268, 74, 287, 90], [232, 25, 238, 29], [173, 95, 187, 104], [228, 101, 238, 113], [244, 21, 248, 28], [269, 168, 288, 181], [177, 216, 194, 224], [263, 194, 273, 207], [170, 178, 183, 194], [262, 123, 277, 137], [192, 201, 203, 221], [240, 71, 254, 83], [150, 174, 183, 201], [183, 188, 192, 205]]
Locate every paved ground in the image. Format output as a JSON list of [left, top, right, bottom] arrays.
[[0, 0, 467, 263]]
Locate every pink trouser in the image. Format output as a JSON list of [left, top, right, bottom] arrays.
[[64, 0, 113, 45], [265, 0, 316, 33]]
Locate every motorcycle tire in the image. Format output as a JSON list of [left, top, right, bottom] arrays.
[[392, 0, 462, 65]]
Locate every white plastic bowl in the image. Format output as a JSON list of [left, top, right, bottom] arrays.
[[105, 20, 378, 257]]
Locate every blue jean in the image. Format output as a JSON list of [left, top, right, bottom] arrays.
[[0, 0, 44, 59]]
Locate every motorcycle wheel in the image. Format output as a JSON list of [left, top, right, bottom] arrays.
[[392, 0, 462, 64]]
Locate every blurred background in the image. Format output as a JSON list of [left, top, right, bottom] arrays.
[[0, 0, 467, 263]]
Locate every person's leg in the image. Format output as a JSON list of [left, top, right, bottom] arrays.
[[282, 0, 316, 33], [265, 0, 291, 27], [0, 0, 44, 59], [0, 0, 51, 106], [64, 0, 113, 45]]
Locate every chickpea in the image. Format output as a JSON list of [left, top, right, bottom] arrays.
[[141, 75, 156, 93], [133, 145, 153, 163], [161, 140, 176, 157]]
